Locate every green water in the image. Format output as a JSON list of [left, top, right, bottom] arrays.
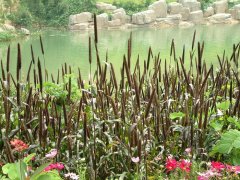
[[0, 24, 240, 80]]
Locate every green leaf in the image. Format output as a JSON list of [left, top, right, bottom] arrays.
[[30, 162, 51, 180], [34, 171, 62, 180], [23, 153, 36, 164], [2, 164, 12, 175], [210, 121, 223, 131], [211, 130, 240, 155], [216, 100, 230, 111], [119, 172, 127, 180], [2, 163, 18, 180], [227, 117, 240, 129], [169, 112, 185, 120], [0, 175, 10, 180], [232, 149, 240, 165], [16, 160, 27, 180]]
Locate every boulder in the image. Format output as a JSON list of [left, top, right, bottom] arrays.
[[69, 12, 92, 25], [96, 2, 117, 12], [156, 14, 182, 27], [180, 0, 201, 12], [189, 10, 203, 24], [179, 21, 194, 28], [20, 28, 30, 35], [233, 4, 240, 19], [181, 7, 190, 20], [97, 13, 109, 28], [213, 0, 228, 14], [168, 2, 183, 14], [69, 23, 89, 31], [148, 0, 167, 18], [112, 8, 127, 24], [69, 15, 77, 25], [108, 19, 122, 27], [132, 10, 156, 25], [2, 24, 15, 31], [208, 13, 232, 23], [125, 15, 131, 23], [204, 7, 214, 17]]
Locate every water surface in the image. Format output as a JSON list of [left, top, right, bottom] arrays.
[[0, 24, 239, 79]]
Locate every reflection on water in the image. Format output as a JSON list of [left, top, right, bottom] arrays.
[[0, 24, 240, 79]]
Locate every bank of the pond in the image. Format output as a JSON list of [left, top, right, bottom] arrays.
[[0, 24, 31, 42], [69, 0, 240, 31]]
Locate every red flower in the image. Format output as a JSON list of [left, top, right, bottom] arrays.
[[10, 139, 28, 152], [178, 159, 192, 173], [211, 161, 225, 171], [166, 157, 178, 172], [45, 163, 64, 171]]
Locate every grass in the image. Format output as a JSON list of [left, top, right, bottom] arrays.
[[0, 31, 16, 41]]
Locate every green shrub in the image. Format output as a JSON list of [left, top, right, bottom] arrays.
[[7, 5, 32, 27]]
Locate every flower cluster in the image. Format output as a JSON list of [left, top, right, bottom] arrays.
[[166, 156, 191, 173], [10, 139, 28, 152], [198, 161, 240, 180], [64, 173, 79, 180], [45, 163, 64, 171]]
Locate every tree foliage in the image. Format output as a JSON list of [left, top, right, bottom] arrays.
[[7, 0, 97, 27]]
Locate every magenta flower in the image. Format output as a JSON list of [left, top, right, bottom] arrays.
[[178, 159, 192, 173], [165, 157, 178, 172], [45, 163, 64, 171], [211, 161, 225, 171], [131, 157, 140, 163], [45, 149, 58, 158]]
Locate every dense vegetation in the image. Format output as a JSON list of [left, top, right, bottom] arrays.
[[99, 0, 156, 15], [0, 29, 240, 179], [1, 0, 98, 27], [0, 0, 157, 27]]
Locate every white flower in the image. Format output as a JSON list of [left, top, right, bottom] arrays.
[[131, 157, 140, 163], [64, 173, 79, 180]]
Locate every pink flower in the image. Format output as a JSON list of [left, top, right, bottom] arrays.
[[197, 176, 209, 180], [131, 157, 140, 163], [178, 159, 192, 173], [166, 157, 177, 172], [45, 149, 58, 158], [10, 139, 28, 152], [185, 148, 191, 154], [197, 170, 222, 180], [226, 165, 240, 174], [211, 161, 225, 171], [45, 163, 64, 171]]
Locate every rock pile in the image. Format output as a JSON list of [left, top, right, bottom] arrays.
[[68, 0, 240, 30]]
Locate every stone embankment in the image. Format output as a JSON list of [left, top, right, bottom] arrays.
[[0, 23, 30, 35], [69, 0, 240, 30]]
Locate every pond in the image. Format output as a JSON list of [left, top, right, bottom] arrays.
[[0, 24, 240, 80]]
